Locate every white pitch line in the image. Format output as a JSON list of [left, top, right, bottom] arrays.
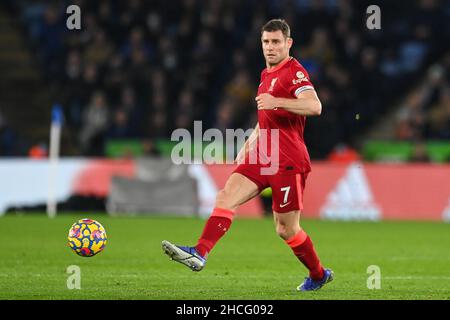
[[384, 276, 450, 280], [390, 257, 450, 261]]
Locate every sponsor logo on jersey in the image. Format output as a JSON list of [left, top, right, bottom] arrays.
[[292, 71, 308, 85]]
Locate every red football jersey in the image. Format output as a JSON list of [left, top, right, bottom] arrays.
[[255, 56, 314, 174]]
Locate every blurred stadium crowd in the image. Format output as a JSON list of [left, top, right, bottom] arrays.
[[0, 0, 449, 159]]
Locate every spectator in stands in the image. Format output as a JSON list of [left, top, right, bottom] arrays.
[[380, 49, 403, 79], [427, 87, 450, 139], [80, 63, 101, 106], [103, 53, 126, 101], [35, 5, 65, 78], [213, 99, 235, 134], [149, 110, 169, 139], [224, 70, 254, 108], [121, 27, 152, 62], [175, 88, 194, 116], [79, 91, 109, 156], [84, 29, 114, 66], [7, 0, 449, 158], [301, 28, 336, 65], [115, 86, 143, 137], [395, 90, 427, 141], [399, 24, 430, 73], [175, 112, 193, 131], [106, 109, 134, 139]]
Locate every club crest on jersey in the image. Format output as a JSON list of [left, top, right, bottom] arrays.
[[292, 71, 308, 85], [269, 78, 278, 92]]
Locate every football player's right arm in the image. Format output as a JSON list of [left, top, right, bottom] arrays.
[[235, 123, 259, 164]]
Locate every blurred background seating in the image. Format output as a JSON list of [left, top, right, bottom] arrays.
[[0, 0, 448, 162]]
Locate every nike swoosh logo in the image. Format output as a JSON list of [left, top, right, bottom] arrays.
[[259, 82, 263, 87], [280, 202, 291, 208]]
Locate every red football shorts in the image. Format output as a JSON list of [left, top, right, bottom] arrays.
[[233, 164, 308, 213]]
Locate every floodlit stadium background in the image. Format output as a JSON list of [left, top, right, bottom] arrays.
[[0, 0, 449, 219], [0, 0, 449, 300]]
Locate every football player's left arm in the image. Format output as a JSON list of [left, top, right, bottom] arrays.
[[256, 90, 322, 116]]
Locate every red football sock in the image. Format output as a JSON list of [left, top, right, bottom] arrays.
[[285, 230, 324, 281], [195, 207, 234, 258]]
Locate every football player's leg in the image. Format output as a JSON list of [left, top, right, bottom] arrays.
[[163, 173, 261, 271], [272, 173, 333, 290], [195, 173, 261, 258], [273, 210, 327, 282]]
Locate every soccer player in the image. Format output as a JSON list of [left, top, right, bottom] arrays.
[[162, 19, 333, 291]]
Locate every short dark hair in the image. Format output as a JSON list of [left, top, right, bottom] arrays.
[[261, 19, 291, 38]]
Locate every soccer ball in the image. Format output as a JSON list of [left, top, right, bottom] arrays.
[[67, 218, 107, 257]]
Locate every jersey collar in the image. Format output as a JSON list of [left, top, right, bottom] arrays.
[[266, 56, 292, 73]]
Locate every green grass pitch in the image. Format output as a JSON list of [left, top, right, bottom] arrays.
[[0, 214, 449, 300]]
